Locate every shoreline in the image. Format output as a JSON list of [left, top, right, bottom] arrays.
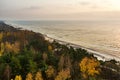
[[4, 21, 120, 62], [44, 35, 120, 61]]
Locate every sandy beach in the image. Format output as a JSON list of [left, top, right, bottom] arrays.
[[44, 35, 120, 61]]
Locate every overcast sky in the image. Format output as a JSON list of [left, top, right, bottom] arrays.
[[1, 0, 120, 20]]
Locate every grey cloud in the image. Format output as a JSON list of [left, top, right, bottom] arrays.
[[23, 6, 43, 10]]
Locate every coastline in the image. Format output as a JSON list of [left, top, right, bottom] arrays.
[[44, 35, 120, 61], [4, 21, 120, 61]]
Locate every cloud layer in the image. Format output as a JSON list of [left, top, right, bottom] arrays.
[[0, 0, 120, 20]]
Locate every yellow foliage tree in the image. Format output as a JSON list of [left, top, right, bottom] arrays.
[[15, 75, 22, 80], [0, 32, 3, 41], [26, 73, 33, 80], [0, 42, 4, 56], [45, 66, 55, 78], [35, 71, 43, 80], [79, 57, 100, 79], [12, 41, 20, 53], [48, 45, 52, 51], [5, 42, 12, 52], [5, 41, 20, 53], [55, 68, 71, 80], [6, 32, 11, 36]]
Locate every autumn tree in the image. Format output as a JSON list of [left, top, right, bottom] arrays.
[[48, 45, 53, 51], [45, 65, 55, 78], [5, 41, 20, 53], [5, 42, 12, 52], [12, 41, 20, 53], [15, 75, 22, 80], [0, 42, 4, 56], [35, 71, 43, 80], [55, 68, 71, 80], [6, 32, 11, 36], [0, 32, 3, 41], [79, 57, 100, 79], [26, 73, 33, 80]]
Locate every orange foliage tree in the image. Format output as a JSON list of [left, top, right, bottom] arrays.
[[55, 68, 71, 80], [26, 73, 33, 80], [0, 32, 3, 41], [45, 65, 55, 78], [35, 71, 43, 80]]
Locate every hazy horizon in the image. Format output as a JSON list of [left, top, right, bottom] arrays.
[[1, 0, 120, 20]]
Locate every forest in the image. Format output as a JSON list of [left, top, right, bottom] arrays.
[[0, 22, 119, 80]]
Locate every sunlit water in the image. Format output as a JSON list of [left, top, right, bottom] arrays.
[[6, 20, 120, 60]]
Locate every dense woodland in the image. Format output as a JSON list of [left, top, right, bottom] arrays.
[[0, 21, 120, 80]]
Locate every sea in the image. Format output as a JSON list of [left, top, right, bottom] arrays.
[[5, 20, 120, 61]]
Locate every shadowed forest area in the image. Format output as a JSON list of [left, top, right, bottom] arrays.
[[0, 22, 119, 80]]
